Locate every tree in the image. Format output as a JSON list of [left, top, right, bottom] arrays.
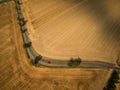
[[103, 70, 119, 90], [75, 57, 81, 64], [30, 59, 35, 65], [17, 15, 24, 21], [24, 42, 32, 48], [22, 29, 27, 33], [15, 0, 21, 4], [19, 20, 28, 26], [111, 71, 120, 83], [106, 82, 116, 90], [35, 55, 42, 64], [68, 58, 81, 67]]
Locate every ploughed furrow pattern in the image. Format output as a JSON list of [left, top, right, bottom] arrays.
[[0, 1, 113, 90], [0, 3, 14, 88], [27, 0, 120, 63]]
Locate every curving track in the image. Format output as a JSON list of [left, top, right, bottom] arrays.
[[14, 0, 120, 72], [1, 1, 117, 90], [28, 0, 120, 62]]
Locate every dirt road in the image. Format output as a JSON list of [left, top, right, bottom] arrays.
[[0, 1, 115, 90], [25, 0, 120, 64]]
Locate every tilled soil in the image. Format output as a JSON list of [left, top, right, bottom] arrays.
[[25, 0, 120, 63], [0, 1, 119, 90]]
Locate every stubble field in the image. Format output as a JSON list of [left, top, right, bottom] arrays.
[[24, 0, 120, 63], [0, 1, 116, 90]]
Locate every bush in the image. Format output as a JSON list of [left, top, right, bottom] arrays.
[[103, 70, 119, 90], [68, 58, 81, 67], [30, 59, 35, 65], [24, 42, 32, 48]]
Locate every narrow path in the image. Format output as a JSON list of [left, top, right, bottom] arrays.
[[14, 0, 120, 72]]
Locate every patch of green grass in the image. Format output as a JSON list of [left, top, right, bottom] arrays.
[[30, 59, 35, 65]]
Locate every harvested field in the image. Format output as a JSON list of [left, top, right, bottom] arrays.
[[24, 0, 120, 63], [0, 1, 117, 90]]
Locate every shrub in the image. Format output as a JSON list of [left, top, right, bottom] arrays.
[[68, 58, 81, 67], [103, 70, 119, 90]]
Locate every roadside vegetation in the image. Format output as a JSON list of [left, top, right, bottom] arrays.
[[68, 58, 81, 68], [24, 42, 32, 48], [30, 59, 35, 65], [103, 70, 120, 90]]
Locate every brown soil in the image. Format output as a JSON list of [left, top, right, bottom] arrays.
[[24, 0, 120, 63], [0, 1, 119, 90]]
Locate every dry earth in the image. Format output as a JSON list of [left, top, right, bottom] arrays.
[[0, 1, 118, 90], [24, 0, 120, 63]]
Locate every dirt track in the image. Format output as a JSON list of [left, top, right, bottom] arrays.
[[24, 0, 120, 63], [0, 1, 120, 90]]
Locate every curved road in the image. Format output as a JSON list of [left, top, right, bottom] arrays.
[[14, 0, 120, 72]]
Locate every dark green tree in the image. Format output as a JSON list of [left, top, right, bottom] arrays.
[[103, 70, 119, 90], [35, 55, 42, 64], [68, 58, 81, 67], [24, 42, 32, 48], [111, 71, 120, 83]]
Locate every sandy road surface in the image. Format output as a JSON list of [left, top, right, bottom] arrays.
[[25, 0, 120, 63], [0, 1, 115, 90]]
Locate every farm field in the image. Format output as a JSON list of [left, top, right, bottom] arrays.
[[23, 0, 120, 63], [0, 1, 118, 90]]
